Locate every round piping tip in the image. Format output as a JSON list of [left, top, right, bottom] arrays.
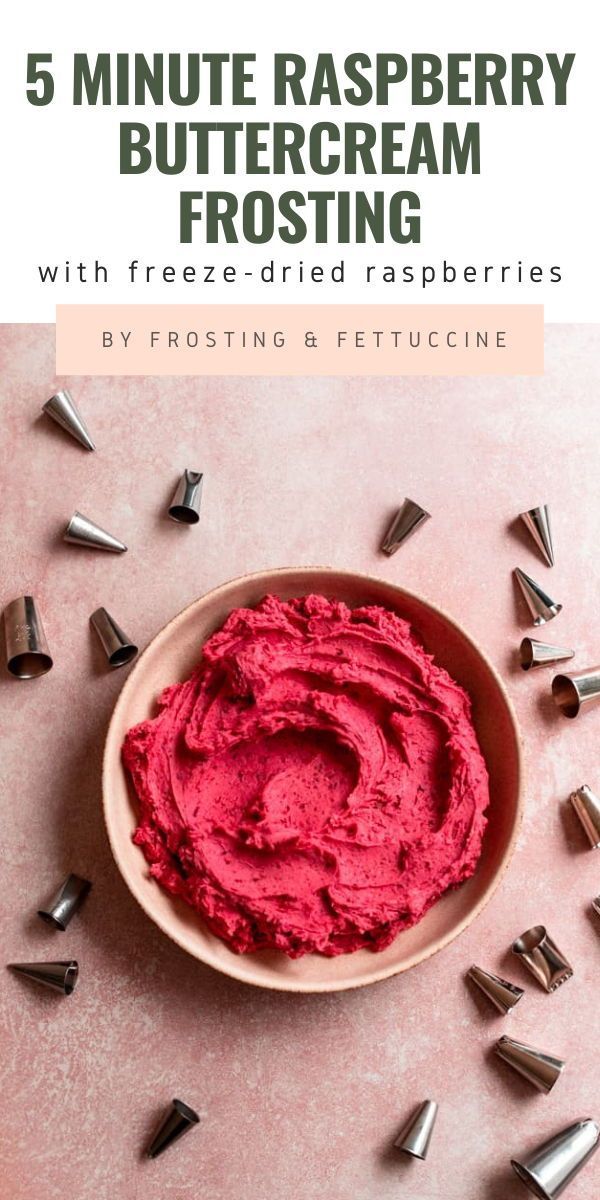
[[90, 607, 138, 668], [64, 511, 127, 553], [8, 960, 79, 995], [42, 389, 96, 451], [393, 1099, 438, 1160], [147, 1098, 200, 1158], [519, 638, 574, 672]]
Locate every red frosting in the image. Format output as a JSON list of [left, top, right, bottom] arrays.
[[123, 594, 489, 957]]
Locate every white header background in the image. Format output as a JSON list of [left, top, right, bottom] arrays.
[[1, 0, 598, 321]]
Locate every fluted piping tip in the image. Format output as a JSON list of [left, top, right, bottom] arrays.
[[381, 499, 430, 557], [514, 569, 562, 626], [467, 965, 524, 1014], [495, 1035, 565, 1093]]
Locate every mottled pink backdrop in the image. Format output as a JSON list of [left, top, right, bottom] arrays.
[[1, 324, 599, 1200]]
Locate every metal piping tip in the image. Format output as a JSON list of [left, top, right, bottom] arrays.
[[37, 874, 91, 931], [168, 470, 203, 525], [3, 596, 53, 679], [592, 896, 600, 918], [519, 638, 574, 672], [552, 666, 600, 719], [495, 1035, 565, 1094], [570, 786, 600, 849], [8, 960, 79, 995], [64, 511, 127, 553], [519, 505, 555, 567], [467, 965, 524, 1014], [381, 498, 430, 557], [511, 1119, 599, 1200], [42, 389, 96, 452], [394, 1100, 438, 1160], [512, 926, 573, 992], [90, 607, 138, 668], [147, 1098, 200, 1159], [514, 569, 562, 626]]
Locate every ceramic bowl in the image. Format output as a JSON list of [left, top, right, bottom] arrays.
[[103, 567, 522, 992]]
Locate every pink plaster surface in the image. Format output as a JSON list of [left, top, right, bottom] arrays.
[[1, 323, 600, 1200]]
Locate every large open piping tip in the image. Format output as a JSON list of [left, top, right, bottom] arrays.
[[42, 389, 96, 451], [381, 498, 430, 556], [511, 1119, 599, 1199], [3, 596, 53, 679], [519, 505, 554, 567], [552, 667, 600, 719]]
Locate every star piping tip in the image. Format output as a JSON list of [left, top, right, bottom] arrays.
[[514, 568, 562, 626], [381, 498, 430, 557]]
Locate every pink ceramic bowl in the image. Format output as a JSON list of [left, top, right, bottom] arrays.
[[102, 567, 522, 993]]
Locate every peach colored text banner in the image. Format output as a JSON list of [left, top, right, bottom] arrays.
[[56, 304, 544, 376]]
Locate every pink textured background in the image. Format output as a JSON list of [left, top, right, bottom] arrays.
[[1, 323, 599, 1200]]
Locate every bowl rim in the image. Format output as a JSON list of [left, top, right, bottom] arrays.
[[102, 565, 523, 993]]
